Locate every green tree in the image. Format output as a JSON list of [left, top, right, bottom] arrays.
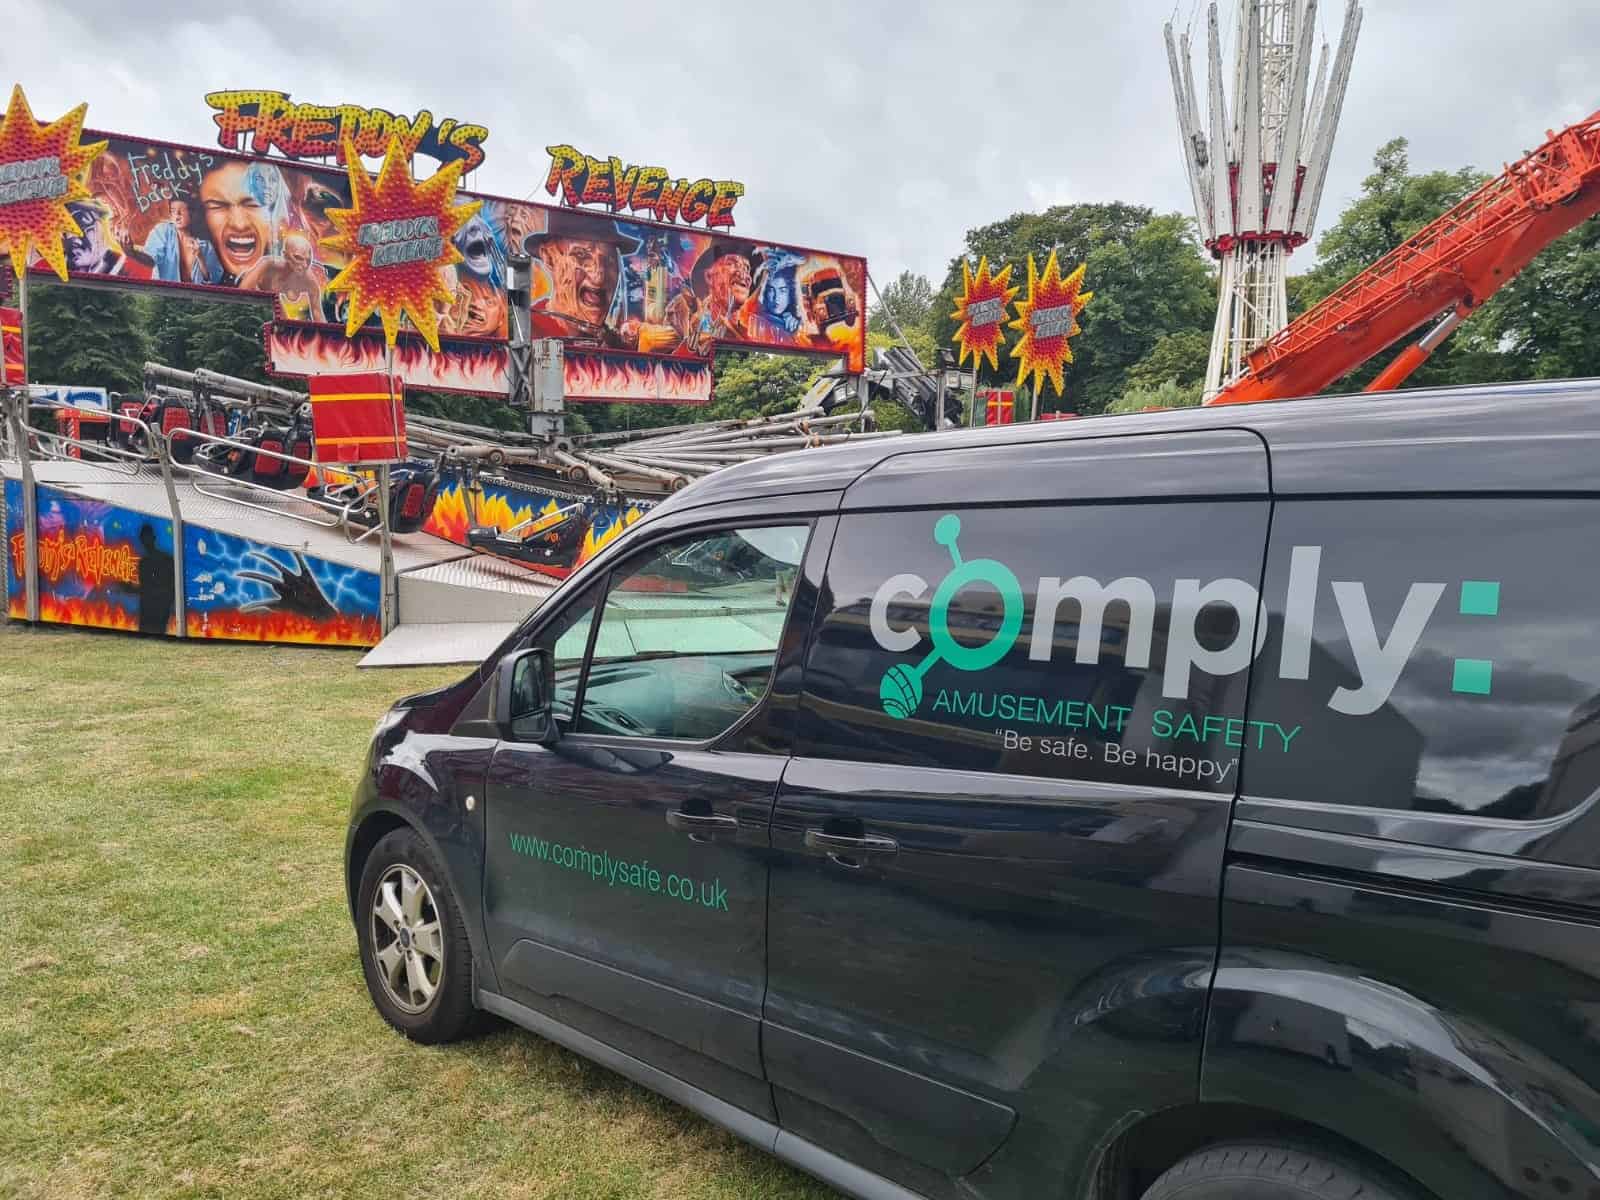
[[26, 281, 150, 392], [139, 293, 276, 384], [1296, 138, 1485, 308], [863, 329, 938, 432], [1106, 377, 1203, 414], [406, 390, 526, 433], [931, 204, 1215, 414], [1125, 329, 1210, 392], [187, 301, 275, 383], [707, 351, 825, 420], [1471, 216, 1600, 382], [1287, 137, 1491, 391], [870, 270, 936, 340]]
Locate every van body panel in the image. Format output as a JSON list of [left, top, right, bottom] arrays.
[[765, 758, 1233, 1194], [765, 442, 1275, 1193], [1207, 861, 1600, 1200], [841, 429, 1270, 508], [482, 712, 786, 1119]]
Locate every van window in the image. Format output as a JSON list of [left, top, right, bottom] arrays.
[[527, 583, 601, 730], [797, 503, 1269, 791], [570, 524, 809, 742], [1244, 499, 1600, 819]]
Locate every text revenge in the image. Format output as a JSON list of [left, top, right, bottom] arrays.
[[0, 155, 68, 206], [357, 216, 443, 268], [543, 143, 745, 228], [1029, 303, 1076, 339]]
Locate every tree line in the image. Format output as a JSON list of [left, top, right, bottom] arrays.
[[18, 135, 1599, 431]]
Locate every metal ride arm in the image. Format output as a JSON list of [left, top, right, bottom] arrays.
[[1207, 110, 1600, 406]]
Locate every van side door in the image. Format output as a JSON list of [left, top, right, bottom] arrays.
[[762, 431, 1272, 1197], [481, 507, 830, 1121]]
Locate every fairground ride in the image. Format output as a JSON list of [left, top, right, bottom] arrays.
[[1166, 0, 1364, 400], [1206, 109, 1600, 406]]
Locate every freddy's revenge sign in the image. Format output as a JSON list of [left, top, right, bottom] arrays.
[[320, 135, 481, 351], [543, 143, 745, 229]]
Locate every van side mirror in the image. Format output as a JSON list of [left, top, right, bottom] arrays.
[[494, 647, 560, 745]]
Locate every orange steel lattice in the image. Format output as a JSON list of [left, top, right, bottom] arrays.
[[1208, 110, 1600, 406]]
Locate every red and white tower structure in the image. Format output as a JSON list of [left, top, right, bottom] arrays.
[[1165, 1, 1363, 398]]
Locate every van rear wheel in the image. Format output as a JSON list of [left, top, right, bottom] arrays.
[[356, 827, 479, 1044], [1140, 1142, 1413, 1199]]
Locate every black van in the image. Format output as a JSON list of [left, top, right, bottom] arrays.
[[346, 380, 1600, 1200]]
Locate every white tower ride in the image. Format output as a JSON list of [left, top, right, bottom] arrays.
[[1165, 1, 1363, 398]]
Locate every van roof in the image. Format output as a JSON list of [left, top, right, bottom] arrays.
[[656, 377, 1600, 513]]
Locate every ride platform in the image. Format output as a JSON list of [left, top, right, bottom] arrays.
[[2, 458, 556, 666]]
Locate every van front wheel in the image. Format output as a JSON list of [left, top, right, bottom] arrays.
[[356, 827, 478, 1044], [1140, 1142, 1413, 1199]]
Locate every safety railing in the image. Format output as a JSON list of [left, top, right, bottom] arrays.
[[19, 399, 152, 477], [166, 426, 378, 541], [3, 394, 187, 630], [497, 500, 588, 539]]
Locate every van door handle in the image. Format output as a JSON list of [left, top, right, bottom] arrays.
[[666, 809, 739, 842], [804, 829, 899, 856]]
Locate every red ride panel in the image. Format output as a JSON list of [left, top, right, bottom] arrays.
[[1, 306, 23, 385], [308, 372, 407, 465]]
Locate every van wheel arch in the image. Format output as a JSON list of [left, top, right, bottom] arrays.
[[1090, 1103, 1438, 1200], [347, 811, 411, 917]]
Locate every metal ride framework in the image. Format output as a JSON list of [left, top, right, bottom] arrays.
[[1207, 109, 1600, 405], [1166, 0, 1363, 398]]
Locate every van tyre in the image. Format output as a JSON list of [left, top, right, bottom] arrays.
[[1140, 1142, 1413, 1199], [357, 827, 480, 1044]]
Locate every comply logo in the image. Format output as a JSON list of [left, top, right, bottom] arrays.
[[870, 514, 1498, 720]]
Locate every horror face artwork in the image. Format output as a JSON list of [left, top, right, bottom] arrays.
[[54, 134, 869, 370], [199, 160, 283, 283], [540, 236, 621, 331]]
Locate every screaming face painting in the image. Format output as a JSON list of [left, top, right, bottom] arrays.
[[38, 131, 867, 371]]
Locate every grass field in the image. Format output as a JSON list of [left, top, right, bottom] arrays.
[[0, 621, 837, 1200]]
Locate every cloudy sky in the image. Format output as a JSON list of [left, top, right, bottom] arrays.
[[6, 0, 1597, 287]]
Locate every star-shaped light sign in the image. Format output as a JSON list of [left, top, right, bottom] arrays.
[[320, 136, 481, 352], [0, 85, 106, 281], [950, 256, 1018, 372], [1009, 251, 1091, 396]]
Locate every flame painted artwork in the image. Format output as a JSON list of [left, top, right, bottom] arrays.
[[263, 321, 713, 403], [185, 524, 380, 646], [6, 480, 382, 646], [424, 474, 652, 568], [5, 480, 174, 633]]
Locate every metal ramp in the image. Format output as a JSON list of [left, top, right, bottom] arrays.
[[361, 553, 562, 668], [4, 459, 462, 572], [4, 446, 557, 665]]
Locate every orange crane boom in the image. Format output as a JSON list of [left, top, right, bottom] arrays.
[[1207, 110, 1600, 406]]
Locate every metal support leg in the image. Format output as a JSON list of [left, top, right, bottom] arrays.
[[5, 391, 39, 622], [378, 463, 397, 635], [154, 434, 187, 638]]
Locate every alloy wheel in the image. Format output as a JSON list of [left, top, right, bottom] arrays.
[[370, 864, 445, 1014]]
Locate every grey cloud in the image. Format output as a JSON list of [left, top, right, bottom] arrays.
[[6, 0, 1595, 287]]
